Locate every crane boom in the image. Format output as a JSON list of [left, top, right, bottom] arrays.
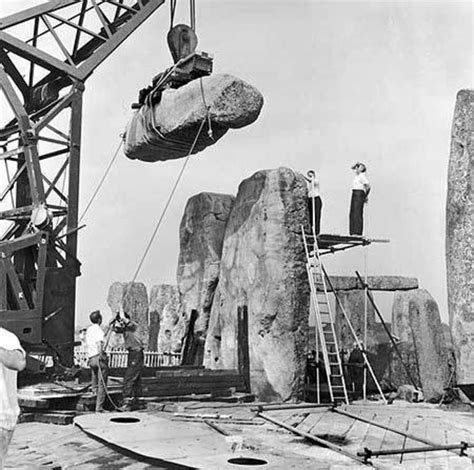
[[0, 0, 165, 366]]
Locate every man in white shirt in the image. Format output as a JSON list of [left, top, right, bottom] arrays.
[[349, 162, 371, 236], [85, 311, 108, 412], [305, 170, 323, 235], [0, 327, 26, 467]]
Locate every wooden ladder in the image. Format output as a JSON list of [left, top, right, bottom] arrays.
[[302, 227, 349, 404]]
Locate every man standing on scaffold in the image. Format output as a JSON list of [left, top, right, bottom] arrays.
[[305, 170, 322, 235], [349, 162, 371, 236]]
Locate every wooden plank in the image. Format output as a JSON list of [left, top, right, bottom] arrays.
[[296, 409, 329, 433]]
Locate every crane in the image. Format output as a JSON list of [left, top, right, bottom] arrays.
[[0, 0, 208, 367]]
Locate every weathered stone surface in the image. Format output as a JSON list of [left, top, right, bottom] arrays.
[[125, 74, 264, 162], [148, 284, 183, 353], [446, 89, 474, 385], [389, 289, 450, 401], [335, 290, 377, 353], [324, 276, 418, 291], [204, 168, 309, 402], [177, 192, 235, 339], [107, 282, 149, 347]]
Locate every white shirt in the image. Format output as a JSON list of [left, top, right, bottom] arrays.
[[307, 177, 320, 198], [0, 327, 25, 430], [85, 324, 105, 358], [352, 172, 369, 191]]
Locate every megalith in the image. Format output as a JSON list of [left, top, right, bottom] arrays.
[[204, 168, 310, 401], [177, 192, 235, 336], [148, 284, 182, 353], [446, 89, 474, 385], [107, 281, 149, 347], [335, 290, 376, 353], [390, 289, 450, 401]]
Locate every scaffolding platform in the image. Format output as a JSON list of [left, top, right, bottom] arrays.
[[305, 233, 390, 256]]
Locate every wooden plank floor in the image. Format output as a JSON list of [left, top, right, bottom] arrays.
[[5, 422, 159, 469], [276, 403, 474, 469], [5, 402, 473, 469]]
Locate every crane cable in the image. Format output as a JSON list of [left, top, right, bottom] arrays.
[[129, 115, 206, 285], [170, 0, 196, 31], [79, 139, 123, 223]]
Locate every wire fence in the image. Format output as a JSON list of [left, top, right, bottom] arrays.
[[74, 347, 181, 368]]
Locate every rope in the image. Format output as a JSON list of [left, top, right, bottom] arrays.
[[129, 75, 211, 284], [199, 77, 213, 139], [130, 117, 206, 284], [98, 359, 122, 411], [79, 139, 123, 223], [170, 0, 177, 29]]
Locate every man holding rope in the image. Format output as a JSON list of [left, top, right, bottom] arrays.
[[85, 310, 109, 413]]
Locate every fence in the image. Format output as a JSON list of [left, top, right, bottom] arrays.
[[74, 347, 181, 368]]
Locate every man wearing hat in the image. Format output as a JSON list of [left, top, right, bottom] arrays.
[[349, 162, 371, 236]]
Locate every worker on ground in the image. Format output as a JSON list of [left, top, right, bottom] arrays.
[[349, 162, 371, 236], [305, 170, 322, 235], [0, 327, 26, 467], [347, 342, 364, 397], [85, 310, 109, 412], [113, 311, 144, 411], [159, 329, 173, 365]]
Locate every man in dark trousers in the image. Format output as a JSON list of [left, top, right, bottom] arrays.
[[349, 162, 371, 236], [305, 169, 323, 235], [113, 311, 144, 411]]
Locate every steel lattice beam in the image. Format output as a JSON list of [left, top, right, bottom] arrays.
[[0, 0, 165, 364]]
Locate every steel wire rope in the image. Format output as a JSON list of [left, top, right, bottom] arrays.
[[79, 139, 123, 223]]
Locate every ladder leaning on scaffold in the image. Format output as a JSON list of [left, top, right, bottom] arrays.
[[301, 227, 387, 405], [301, 226, 349, 404]]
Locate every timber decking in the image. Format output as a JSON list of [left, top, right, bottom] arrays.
[[6, 401, 473, 469]]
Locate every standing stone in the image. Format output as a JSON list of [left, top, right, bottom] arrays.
[[204, 168, 309, 402], [446, 89, 474, 385], [177, 192, 235, 337], [335, 290, 377, 353], [148, 284, 183, 353], [390, 289, 450, 401], [107, 282, 149, 347]]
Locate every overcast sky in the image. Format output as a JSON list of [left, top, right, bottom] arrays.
[[1, 0, 473, 326]]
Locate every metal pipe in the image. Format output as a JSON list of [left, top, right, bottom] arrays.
[[355, 271, 418, 389], [258, 412, 372, 467], [358, 441, 470, 460], [251, 403, 329, 412], [323, 267, 387, 404]]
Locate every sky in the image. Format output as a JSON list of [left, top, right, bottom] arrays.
[[1, 0, 473, 326]]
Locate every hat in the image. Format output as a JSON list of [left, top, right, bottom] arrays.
[[351, 162, 367, 171]]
